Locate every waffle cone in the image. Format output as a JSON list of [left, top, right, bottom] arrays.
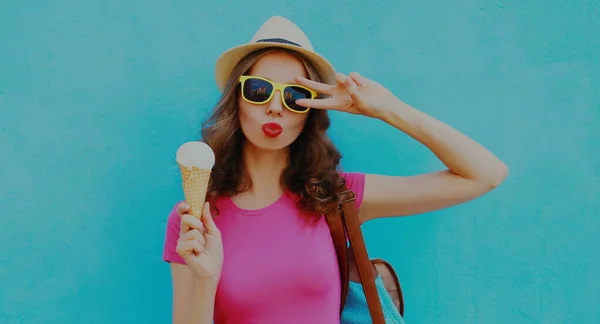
[[178, 162, 211, 218]]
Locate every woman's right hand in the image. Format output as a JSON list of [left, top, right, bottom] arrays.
[[176, 201, 224, 282]]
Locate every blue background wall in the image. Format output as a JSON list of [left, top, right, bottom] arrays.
[[1, 1, 598, 323]]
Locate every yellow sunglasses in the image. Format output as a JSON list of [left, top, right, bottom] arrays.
[[239, 75, 317, 113]]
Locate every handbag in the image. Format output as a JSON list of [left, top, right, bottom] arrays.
[[325, 189, 406, 324]]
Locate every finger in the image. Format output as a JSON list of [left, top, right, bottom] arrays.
[[181, 229, 206, 246], [190, 240, 205, 255], [176, 240, 193, 257], [177, 202, 190, 216], [200, 202, 220, 235], [345, 77, 365, 106], [294, 76, 335, 94], [180, 214, 206, 234], [175, 241, 190, 258], [348, 72, 369, 87], [295, 98, 339, 110], [177, 240, 204, 257], [334, 73, 347, 88]]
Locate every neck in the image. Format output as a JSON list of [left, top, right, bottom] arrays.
[[242, 141, 289, 198]]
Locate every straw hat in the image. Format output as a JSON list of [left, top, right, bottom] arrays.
[[214, 16, 336, 92]]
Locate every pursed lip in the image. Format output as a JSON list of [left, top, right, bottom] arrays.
[[261, 122, 283, 137]]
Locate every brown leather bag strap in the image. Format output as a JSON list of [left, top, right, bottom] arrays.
[[339, 190, 386, 324], [325, 202, 349, 315]]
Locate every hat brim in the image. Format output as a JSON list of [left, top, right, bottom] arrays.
[[214, 42, 336, 92]]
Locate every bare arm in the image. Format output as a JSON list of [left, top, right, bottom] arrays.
[[171, 263, 218, 324], [170, 202, 223, 324], [294, 72, 508, 222], [360, 99, 508, 222], [171, 264, 194, 324]]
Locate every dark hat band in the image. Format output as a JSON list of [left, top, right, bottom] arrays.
[[256, 38, 302, 47]]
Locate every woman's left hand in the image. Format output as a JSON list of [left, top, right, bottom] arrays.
[[294, 72, 400, 119]]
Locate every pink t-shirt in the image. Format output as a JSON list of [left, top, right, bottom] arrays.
[[163, 172, 365, 324]]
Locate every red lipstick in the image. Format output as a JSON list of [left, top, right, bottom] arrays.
[[262, 122, 283, 137]]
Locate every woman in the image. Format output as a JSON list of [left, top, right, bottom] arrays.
[[163, 16, 508, 324]]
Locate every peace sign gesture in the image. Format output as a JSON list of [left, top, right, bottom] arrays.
[[294, 72, 399, 119]]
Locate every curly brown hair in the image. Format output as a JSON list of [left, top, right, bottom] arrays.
[[201, 48, 348, 216]]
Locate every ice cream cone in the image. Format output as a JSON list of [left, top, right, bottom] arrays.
[[178, 162, 211, 218], [176, 141, 216, 218]]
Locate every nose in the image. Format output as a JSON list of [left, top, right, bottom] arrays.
[[266, 90, 283, 117]]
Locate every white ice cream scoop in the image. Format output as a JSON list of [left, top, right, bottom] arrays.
[[176, 141, 215, 169], [176, 141, 215, 218]]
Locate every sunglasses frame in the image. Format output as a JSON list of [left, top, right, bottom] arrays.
[[238, 75, 317, 114]]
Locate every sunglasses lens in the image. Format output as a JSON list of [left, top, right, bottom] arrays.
[[284, 86, 312, 112], [243, 78, 273, 103]]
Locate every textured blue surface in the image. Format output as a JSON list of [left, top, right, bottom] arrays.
[[1, 1, 599, 323], [342, 276, 406, 324]]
